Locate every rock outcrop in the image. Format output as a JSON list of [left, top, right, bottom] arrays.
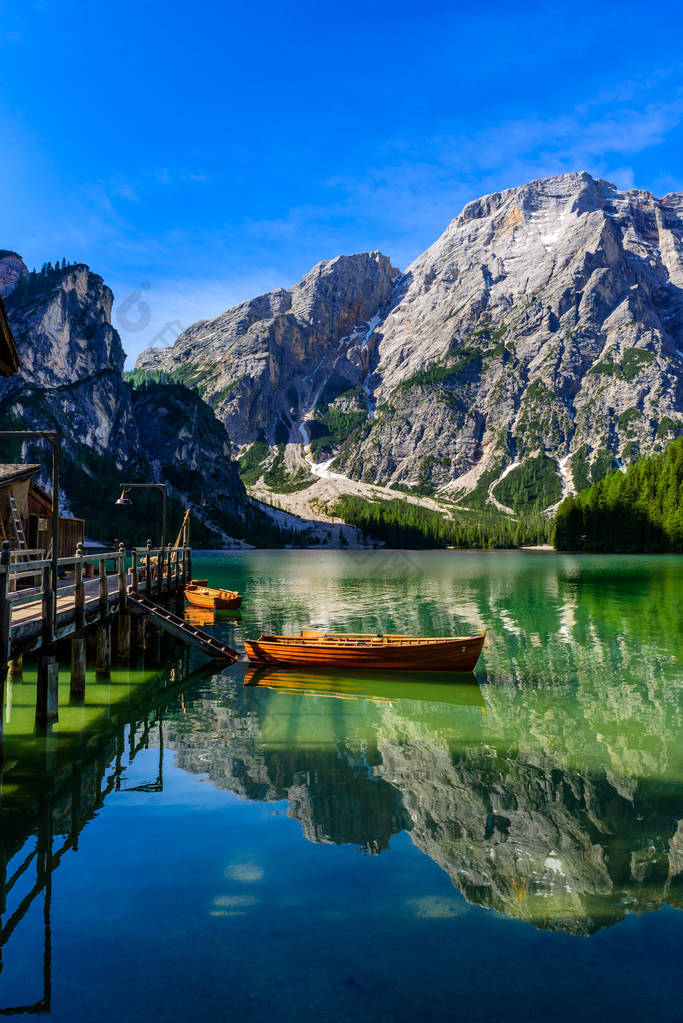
[[137, 173, 683, 509], [0, 256, 249, 540], [136, 252, 399, 446]]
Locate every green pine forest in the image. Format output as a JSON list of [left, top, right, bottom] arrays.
[[329, 438, 682, 553], [553, 437, 682, 552], [331, 495, 553, 549]]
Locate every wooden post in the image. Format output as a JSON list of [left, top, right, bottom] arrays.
[[75, 542, 85, 631], [98, 556, 108, 620], [118, 543, 126, 605], [0, 540, 10, 663], [131, 548, 138, 593], [8, 655, 23, 678], [145, 540, 152, 595], [131, 613, 147, 650], [70, 636, 87, 698], [116, 612, 131, 660], [157, 546, 165, 599], [186, 515, 192, 582], [96, 621, 111, 677], [36, 654, 59, 721], [149, 630, 162, 665], [42, 563, 53, 644], [0, 541, 10, 763]]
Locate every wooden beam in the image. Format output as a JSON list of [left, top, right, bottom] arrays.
[[116, 612, 131, 660]]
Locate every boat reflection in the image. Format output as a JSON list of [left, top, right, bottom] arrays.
[[184, 605, 242, 628], [243, 664, 483, 707]]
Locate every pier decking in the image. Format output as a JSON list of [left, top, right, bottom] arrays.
[[2, 542, 190, 655], [0, 538, 237, 733]]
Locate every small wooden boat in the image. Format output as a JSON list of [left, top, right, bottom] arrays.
[[185, 581, 242, 610], [243, 630, 486, 672]]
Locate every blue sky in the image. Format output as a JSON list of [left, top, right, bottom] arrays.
[[1, 0, 682, 364]]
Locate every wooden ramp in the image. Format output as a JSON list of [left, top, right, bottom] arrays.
[[126, 593, 240, 662]]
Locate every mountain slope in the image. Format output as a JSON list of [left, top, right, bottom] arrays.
[[342, 172, 683, 500], [0, 256, 249, 544], [136, 251, 399, 447], [138, 172, 683, 513]]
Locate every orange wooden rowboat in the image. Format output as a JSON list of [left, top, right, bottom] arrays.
[[185, 581, 243, 610], [243, 629, 486, 672]]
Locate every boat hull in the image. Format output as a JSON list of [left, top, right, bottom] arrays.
[[244, 633, 485, 672], [185, 587, 243, 610]]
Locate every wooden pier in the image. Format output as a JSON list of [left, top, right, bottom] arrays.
[[0, 537, 238, 739]]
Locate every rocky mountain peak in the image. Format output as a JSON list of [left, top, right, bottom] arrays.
[[5, 263, 124, 389], [0, 253, 250, 542], [136, 249, 399, 447], [137, 172, 682, 513]]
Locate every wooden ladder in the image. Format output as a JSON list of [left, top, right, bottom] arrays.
[[8, 493, 29, 559], [126, 593, 240, 662]]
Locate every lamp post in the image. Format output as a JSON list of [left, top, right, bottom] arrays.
[[115, 483, 167, 548], [0, 429, 60, 623]]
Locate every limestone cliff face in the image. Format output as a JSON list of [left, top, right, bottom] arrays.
[[342, 172, 683, 492], [2, 262, 136, 464], [0, 251, 29, 298], [131, 384, 246, 531], [137, 173, 683, 507], [0, 259, 248, 537]]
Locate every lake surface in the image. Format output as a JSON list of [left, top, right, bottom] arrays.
[[0, 551, 681, 1021]]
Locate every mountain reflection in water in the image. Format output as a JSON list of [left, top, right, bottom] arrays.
[[164, 660, 683, 937]]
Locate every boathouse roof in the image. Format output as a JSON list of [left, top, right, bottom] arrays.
[[0, 463, 41, 487], [0, 295, 20, 377]]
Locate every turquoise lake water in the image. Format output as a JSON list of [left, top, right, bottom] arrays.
[[0, 550, 681, 1020]]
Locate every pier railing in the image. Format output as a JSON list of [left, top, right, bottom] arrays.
[[0, 541, 192, 657]]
